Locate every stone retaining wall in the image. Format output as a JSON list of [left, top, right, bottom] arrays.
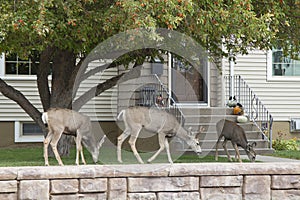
[[1, 163, 300, 199]]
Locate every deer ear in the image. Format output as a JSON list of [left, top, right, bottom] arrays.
[[187, 127, 193, 136], [252, 142, 257, 147], [97, 135, 106, 149], [199, 126, 205, 133]]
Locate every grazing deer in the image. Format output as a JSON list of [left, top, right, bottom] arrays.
[[215, 119, 256, 162], [117, 106, 203, 164], [42, 108, 106, 166]]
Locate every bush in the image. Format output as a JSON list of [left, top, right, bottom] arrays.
[[272, 131, 299, 151]]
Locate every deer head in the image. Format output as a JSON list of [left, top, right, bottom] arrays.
[[82, 135, 106, 163], [245, 142, 257, 162], [186, 126, 204, 155]]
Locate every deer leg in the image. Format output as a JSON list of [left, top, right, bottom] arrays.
[[49, 131, 64, 166], [232, 143, 242, 163], [80, 147, 86, 165], [128, 127, 144, 164], [43, 132, 53, 166], [117, 129, 130, 163], [164, 138, 173, 164], [215, 135, 222, 161], [74, 137, 80, 165], [147, 134, 167, 163], [222, 139, 232, 162], [75, 134, 86, 165]]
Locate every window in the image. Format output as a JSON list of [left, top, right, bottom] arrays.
[[272, 48, 300, 76], [5, 53, 39, 75], [22, 123, 43, 136], [15, 121, 44, 143], [267, 49, 300, 81]]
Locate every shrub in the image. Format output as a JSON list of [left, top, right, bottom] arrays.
[[272, 131, 299, 151]]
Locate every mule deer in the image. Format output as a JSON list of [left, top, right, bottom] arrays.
[[117, 106, 203, 164], [42, 108, 106, 166], [215, 119, 256, 162]]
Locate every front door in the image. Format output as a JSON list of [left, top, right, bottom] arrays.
[[171, 58, 208, 104]]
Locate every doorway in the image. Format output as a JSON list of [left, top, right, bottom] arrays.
[[171, 56, 208, 105]]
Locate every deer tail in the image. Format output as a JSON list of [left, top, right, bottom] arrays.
[[41, 112, 48, 124]]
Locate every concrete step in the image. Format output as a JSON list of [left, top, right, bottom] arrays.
[[181, 107, 233, 115], [171, 139, 268, 149], [181, 148, 274, 156], [184, 122, 259, 132], [184, 115, 237, 123], [196, 130, 262, 140], [199, 139, 269, 149]]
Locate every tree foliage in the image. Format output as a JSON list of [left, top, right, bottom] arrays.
[[0, 0, 299, 58]]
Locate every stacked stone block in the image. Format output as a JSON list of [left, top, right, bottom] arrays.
[[0, 163, 300, 199]]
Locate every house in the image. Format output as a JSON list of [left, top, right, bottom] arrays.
[[0, 48, 299, 149]]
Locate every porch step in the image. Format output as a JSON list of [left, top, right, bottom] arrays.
[[185, 122, 259, 132], [181, 107, 233, 115], [182, 148, 274, 157], [196, 130, 262, 140]]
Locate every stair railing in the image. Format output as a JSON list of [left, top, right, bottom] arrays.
[[152, 74, 186, 125], [135, 74, 185, 126], [225, 75, 273, 149]]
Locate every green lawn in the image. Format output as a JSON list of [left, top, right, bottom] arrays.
[[0, 146, 248, 167], [4, 146, 299, 167], [270, 150, 300, 160], [269, 139, 300, 160]]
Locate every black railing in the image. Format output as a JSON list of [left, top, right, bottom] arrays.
[[136, 74, 185, 126], [225, 75, 273, 149]]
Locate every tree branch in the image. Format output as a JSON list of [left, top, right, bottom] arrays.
[[0, 78, 47, 134], [72, 73, 125, 110], [36, 46, 54, 111], [72, 64, 143, 110]]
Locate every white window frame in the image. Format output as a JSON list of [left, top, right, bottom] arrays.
[[267, 50, 300, 82], [0, 53, 38, 80], [14, 121, 44, 143]]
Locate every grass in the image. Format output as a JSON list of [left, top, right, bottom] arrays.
[[270, 150, 300, 160], [271, 139, 300, 160], [6, 145, 300, 167], [0, 146, 249, 167]]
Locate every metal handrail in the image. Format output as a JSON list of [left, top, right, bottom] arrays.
[[136, 74, 185, 125], [153, 74, 185, 125], [225, 75, 273, 149]]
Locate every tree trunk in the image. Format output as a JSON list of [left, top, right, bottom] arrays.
[[47, 49, 77, 156]]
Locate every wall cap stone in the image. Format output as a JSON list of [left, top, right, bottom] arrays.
[[5, 162, 300, 180]]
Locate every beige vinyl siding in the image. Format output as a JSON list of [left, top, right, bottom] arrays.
[[0, 61, 118, 122], [0, 80, 42, 121], [209, 62, 223, 107], [224, 50, 300, 121], [75, 62, 118, 121]]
